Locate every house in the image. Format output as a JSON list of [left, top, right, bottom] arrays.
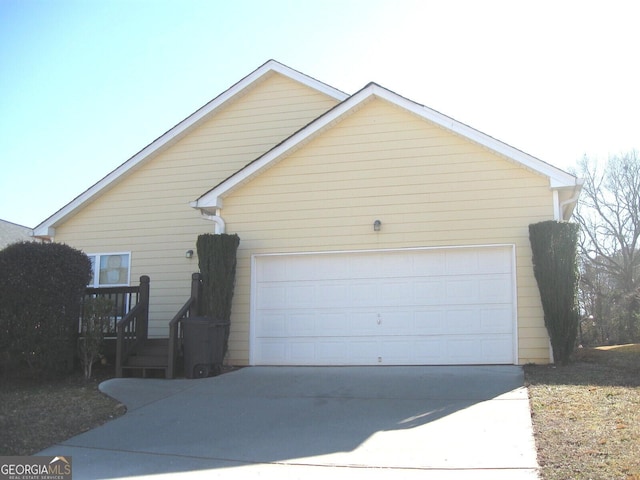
[[0, 219, 34, 250], [34, 60, 582, 367]]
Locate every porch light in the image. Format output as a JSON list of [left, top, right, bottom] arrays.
[[374, 220, 382, 232], [185, 249, 194, 259]]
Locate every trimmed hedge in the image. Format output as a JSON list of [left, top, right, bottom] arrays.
[[0, 242, 91, 377], [196, 233, 240, 359], [529, 221, 581, 365]]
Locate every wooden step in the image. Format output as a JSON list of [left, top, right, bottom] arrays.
[[121, 362, 168, 379], [125, 354, 168, 368], [136, 338, 170, 357], [121, 338, 173, 378]]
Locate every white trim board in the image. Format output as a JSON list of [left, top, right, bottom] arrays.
[[193, 83, 581, 212], [34, 60, 347, 238]]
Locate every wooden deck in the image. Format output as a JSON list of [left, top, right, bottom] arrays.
[[80, 273, 202, 378]]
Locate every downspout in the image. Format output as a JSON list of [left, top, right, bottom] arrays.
[[202, 210, 226, 234]]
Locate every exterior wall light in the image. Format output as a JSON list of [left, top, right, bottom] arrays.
[[374, 220, 382, 232], [185, 249, 194, 259]]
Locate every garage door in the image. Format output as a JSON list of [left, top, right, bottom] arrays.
[[252, 246, 515, 365]]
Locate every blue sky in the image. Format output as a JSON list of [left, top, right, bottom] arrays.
[[1, 0, 638, 228]]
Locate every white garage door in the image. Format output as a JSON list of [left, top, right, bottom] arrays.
[[252, 246, 516, 365]]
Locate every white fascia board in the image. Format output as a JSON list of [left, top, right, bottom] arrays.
[[34, 60, 347, 237], [194, 83, 580, 211], [193, 83, 379, 210], [370, 87, 580, 189], [267, 60, 348, 101]]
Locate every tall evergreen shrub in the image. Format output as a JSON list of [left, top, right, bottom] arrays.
[[529, 221, 580, 365], [196, 233, 240, 359], [0, 242, 91, 376]]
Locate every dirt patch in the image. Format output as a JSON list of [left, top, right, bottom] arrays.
[[525, 345, 640, 480], [0, 366, 125, 456]]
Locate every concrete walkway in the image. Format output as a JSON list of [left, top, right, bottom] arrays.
[[39, 366, 540, 479]]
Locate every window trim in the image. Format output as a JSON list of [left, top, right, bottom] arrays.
[[87, 252, 131, 287]]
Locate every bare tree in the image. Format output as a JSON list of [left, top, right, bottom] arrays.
[[573, 151, 640, 343]]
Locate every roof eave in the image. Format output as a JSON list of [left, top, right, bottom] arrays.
[[193, 83, 581, 210], [35, 60, 348, 238]]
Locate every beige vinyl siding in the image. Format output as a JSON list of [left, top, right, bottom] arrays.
[[54, 73, 339, 337], [222, 98, 555, 364]]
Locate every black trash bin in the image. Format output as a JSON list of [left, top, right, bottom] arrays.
[[183, 316, 228, 379]]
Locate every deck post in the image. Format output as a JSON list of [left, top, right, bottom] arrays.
[[191, 272, 202, 317], [138, 275, 150, 341]]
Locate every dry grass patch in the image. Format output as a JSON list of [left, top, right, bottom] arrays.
[[525, 344, 640, 480], [0, 367, 125, 455]]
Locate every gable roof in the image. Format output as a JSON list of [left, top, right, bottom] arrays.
[[34, 60, 348, 238], [192, 82, 582, 213]]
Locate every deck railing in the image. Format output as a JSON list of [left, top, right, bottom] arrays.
[[114, 276, 150, 377], [168, 273, 202, 378], [81, 284, 143, 337]]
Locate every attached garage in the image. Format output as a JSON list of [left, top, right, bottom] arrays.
[[35, 61, 583, 368], [251, 245, 516, 366]]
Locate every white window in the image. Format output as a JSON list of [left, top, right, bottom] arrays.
[[87, 252, 131, 287]]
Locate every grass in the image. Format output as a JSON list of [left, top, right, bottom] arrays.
[[525, 344, 640, 480], [0, 365, 125, 456]]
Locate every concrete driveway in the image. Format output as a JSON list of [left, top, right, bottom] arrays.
[[39, 366, 539, 479]]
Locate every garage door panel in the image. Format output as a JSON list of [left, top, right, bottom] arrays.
[[257, 313, 287, 336], [287, 284, 315, 307], [413, 309, 446, 334], [379, 253, 414, 277], [253, 246, 515, 365], [255, 339, 287, 364], [380, 279, 415, 306], [350, 312, 381, 335], [347, 340, 381, 364], [445, 309, 481, 333], [410, 251, 446, 276], [478, 276, 512, 302], [444, 274, 512, 304], [323, 312, 348, 335], [445, 250, 484, 275], [287, 312, 317, 336], [413, 280, 447, 305], [257, 285, 287, 309], [445, 279, 478, 302], [412, 339, 447, 363], [317, 340, 353, 363], [349, 280, 382, 305], [381, 311, 414, 334], [317, 282, 349, 307], [290, 341, 317, 363], [481, 336, 515, 363], [445, 338, 483, 363], [478, 248, 513, 273], [480, 307, 513, 333], [381, 338, 414, 363]]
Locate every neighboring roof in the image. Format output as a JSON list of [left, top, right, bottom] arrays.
[[0, 219, 33, 249], [34, 60, 348, 238], [192, 82, 582, 212]]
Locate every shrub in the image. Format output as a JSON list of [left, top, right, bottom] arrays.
[[78, 296, 113, 380], [529, 221, 581, 365], [196, 233, 240, 359], [0, 242, 91, 377]]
